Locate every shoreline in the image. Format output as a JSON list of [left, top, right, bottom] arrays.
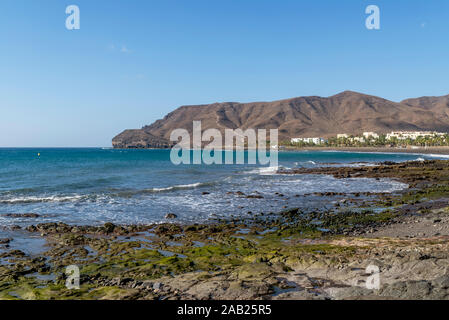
[[1, 160, 449, 300], [108, 145, 449, 157], [11, 145, 449, 156], [282, 146, 449, 155]]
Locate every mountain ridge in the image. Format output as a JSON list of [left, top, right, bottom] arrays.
[[112, 91, 449, 148]]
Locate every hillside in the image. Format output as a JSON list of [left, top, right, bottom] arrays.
[[402, 95, 449, 117], [112, 91, 449, 148]]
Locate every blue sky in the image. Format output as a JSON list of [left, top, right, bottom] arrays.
[[1, 0, 448, 147]]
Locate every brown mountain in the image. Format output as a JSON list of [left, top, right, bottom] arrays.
[[402, 95, 449, 117], [112, 91, 449, 148]]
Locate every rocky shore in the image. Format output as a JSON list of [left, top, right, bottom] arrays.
[[1, 160, 449, 300]]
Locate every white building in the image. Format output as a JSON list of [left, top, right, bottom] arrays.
[[363, 132, 379, 139], [350, 137, 365, 143], [291, 137, 326, 145], [386, 131, 446, 141], [337, 134, 349, 139]]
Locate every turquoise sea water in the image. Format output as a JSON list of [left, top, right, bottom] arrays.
[[0, 148, 446, 227]]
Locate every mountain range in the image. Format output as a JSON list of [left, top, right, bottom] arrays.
[[112, 91, 449, 148]]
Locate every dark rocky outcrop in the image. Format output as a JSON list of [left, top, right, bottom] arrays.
[[112, 130, 174, 149]]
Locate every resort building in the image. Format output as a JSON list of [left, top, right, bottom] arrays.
[[291, 137, 326, 145], [337, 134, 349, 139], [350, 137, 365, 143], [386, 131, 446, 140], [363, 132, 379, 139]]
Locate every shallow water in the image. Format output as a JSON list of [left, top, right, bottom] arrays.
[[0, 229, 48, 255]]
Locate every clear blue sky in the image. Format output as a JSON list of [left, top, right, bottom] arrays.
[[1, 0, 448, 147]]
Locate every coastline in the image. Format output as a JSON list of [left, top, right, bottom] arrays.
[[1, 160, 449, 300], [282, 146, 449, 155], [110, 145, 449, 156]]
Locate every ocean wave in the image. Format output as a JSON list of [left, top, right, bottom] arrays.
[[151, 182, 205, 192], [0, 195, 85, 204], [425, 153, 449, 159], [116, 182, 215, 197], [246, 166, 286, 175], [0, 182, 218, 204]]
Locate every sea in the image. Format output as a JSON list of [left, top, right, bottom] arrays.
[[1, 148, 447, 230]]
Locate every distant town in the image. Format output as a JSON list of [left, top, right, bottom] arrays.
[[288, 131, 449, 147]]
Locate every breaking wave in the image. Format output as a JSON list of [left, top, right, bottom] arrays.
[[115, 182, 216, 197], [0, 195, 85, 204]]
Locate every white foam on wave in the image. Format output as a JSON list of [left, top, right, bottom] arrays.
[[151, 182, 204, 192], [259, 166, 280, 175], [425, 153, 449, 159], [263, 175, 408, 195], [397, 152, 449, 160], [0, 195, 84, 204], [115, 182, 215, 197], [247, 166, 300, 175]]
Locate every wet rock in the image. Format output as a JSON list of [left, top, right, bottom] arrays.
[[0, 238, 11, 245], [280, 208, 300, 217], [165, 213, 177, 219], [154, 223, 182, 235], [2, 249, 25, 258], [205, 226, 220, 233], [184, 225, 198, 232], [3, 213, 40, 218], [59, 234, 87, 246], [25, 225, 38, 232], [56, 222, 72, 233], [102, 222, 116, 234], [246, 195, 264, 199], [25, 222, 72, 235]]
